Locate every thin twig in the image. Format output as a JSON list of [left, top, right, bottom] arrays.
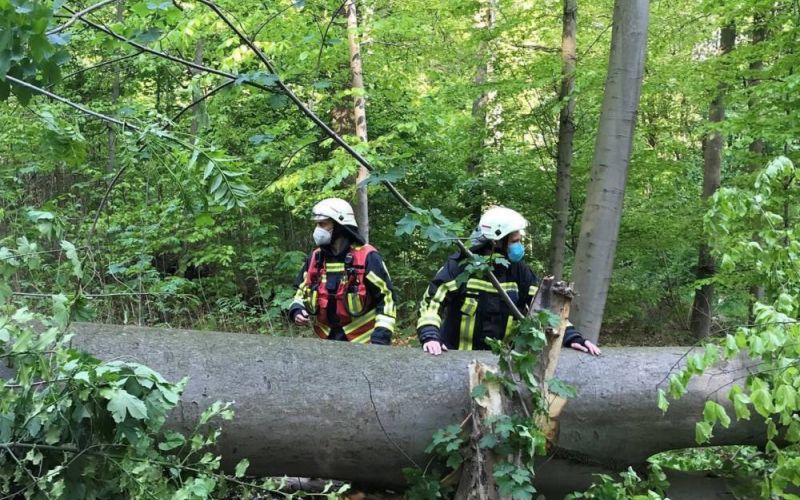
[[47, 0, 118, 35], [171, 79, 234, 122], [55, 51, 144, 86]]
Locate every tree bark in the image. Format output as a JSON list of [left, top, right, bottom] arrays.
[[190, 40, 207, 136], [549, 0, 577, 281], [747, 15, 767, 321], [465, 0, 497, 221], [569, 0, 649, 343], [106, 0, 123, 177], [690, 23, 735, 339], [43, 323, 766, 490], [346, 0, 369, 242]]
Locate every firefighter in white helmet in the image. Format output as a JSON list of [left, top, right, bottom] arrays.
[[288, 198, 397, 345], [417, 206, 601, 355]]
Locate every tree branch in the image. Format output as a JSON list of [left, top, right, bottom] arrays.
[[47, 0, 119, 35]]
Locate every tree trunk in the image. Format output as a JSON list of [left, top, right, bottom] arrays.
[[45, 323, 766, 490], [106, 0, 123, 177], [570, 0, 649, 343], [747, 15, 767, 321], [346, 0, 369, 242], [690, 23, 735, 339], [190, 40, 207, 136], [549, 0, 577, 281], [465, 0, 497, 221]]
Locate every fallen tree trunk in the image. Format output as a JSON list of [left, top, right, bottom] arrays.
[[56, 324, 762, 489]]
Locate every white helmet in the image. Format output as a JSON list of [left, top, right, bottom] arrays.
[[311, 198, 358, 227], [473, 206, 528, 241]]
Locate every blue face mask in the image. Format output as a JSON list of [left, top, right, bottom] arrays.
[[507, 242, 525, 263]]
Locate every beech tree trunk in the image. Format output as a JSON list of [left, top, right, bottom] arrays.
[[346, 0, 369, 242], [549, 0, 577, 281], [570, 0, 649, 343], [690, 23, 735, 339], [50, 323, 766, 491]]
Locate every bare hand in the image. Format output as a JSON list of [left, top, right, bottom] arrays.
[[422, 341, 448, 356], [294, 310, 310, 326], [570, 340, 602, 356]]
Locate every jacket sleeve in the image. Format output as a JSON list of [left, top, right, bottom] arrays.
[[364, 251, 397, 345], [287, 254, 312, 322], [416, 258, 461, 345]]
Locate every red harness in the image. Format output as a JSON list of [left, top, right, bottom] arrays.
[[305, 245, 376, 341]]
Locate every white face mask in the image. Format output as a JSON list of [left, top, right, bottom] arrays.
[[313, 227, 332, 246]]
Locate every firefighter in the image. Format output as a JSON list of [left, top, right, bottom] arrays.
[[288, 198, 396, 345], [417, 206, 601, 356]]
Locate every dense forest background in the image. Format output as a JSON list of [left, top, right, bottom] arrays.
[[2, 0, 796, 347], [1, 0, 800, 498]]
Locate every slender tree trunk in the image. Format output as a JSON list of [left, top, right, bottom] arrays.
[[570, 0, 649, 343], [465, 0, 496, 221], [549, 0, 577, 281], [690, 24, 735, 339], [747, 15, 767, 321], [190, 40, 207, 136], [346, 0, 369, 242], [106, 0, 123, 177]]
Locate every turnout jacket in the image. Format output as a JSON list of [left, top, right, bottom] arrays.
[[417, 252, 584, 350], [289, 244, 397, 345]]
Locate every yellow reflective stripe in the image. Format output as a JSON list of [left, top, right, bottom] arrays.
[[458, 297, 478, 351], [466, 279, 518, 294], [417, 280, 458, 329], [529, 285, 538, 297], [315, 321, 331, 335], [293, 271, 309, 304], [366, 271, 396, 317], [350, 330, 372, 344], [343, 309, 377, 335], [346, 293, 364, 315], [375, 314, 396, 331], [326, 263, 344, 273], [381, 261, 392, 279], [505, 315, 514, 337], [417, 311, 442, 329]]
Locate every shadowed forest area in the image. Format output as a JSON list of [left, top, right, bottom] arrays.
[[1, 0, 799, 498]]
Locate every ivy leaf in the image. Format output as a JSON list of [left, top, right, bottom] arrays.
[[657, 389, 669, 413], [106, 388, 149, 423]]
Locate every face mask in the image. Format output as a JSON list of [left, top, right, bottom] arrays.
[[507, 241, 525, 263], [313, 227, 332, 246]]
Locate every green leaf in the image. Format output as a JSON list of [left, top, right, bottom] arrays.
[[657, 389, 669, 413], [59, 240, 82, 278], [471, 384, 487, 399], [478, 434, 498, 449], [234, 458, 250, 478], [695, 421, 713, 444], [548, 378, 577, 399], [158, 430, 186, 451], [106, 388, 149, 423]]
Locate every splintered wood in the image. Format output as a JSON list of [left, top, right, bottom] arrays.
[[454, 277, 574, 499]]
